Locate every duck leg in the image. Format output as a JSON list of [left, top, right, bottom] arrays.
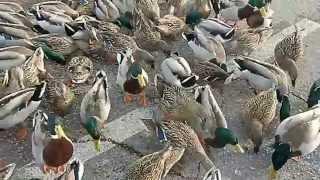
[[15, 123, 28, 141], [138, 91, 149, 107], [124, 93, 133, 104]]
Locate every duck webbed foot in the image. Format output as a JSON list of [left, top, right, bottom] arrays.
[[138, 92, 149, 107], [124, 93, 133, 104], [15, 127, 28, 141]]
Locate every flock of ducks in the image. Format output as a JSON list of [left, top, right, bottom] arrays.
[[0, 0, 319, 180]]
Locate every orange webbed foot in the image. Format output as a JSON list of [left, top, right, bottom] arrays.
[[124, 93, 133, 104], [16, 127, 28, 141], [138, 92, 149, 107]]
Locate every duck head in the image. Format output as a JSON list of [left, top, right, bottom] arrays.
[[128, 63, 146, 87], [270, 143, 301, 178], [186, 10, 203, 27], [205, 127, 244, 153], [84, 116, 102, 152]]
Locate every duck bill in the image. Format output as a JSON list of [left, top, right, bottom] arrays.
[[94, 139, 101, 152], [234, 144, 245, 154], [56, 125, 71, 142], [268, 165, 279, 180], [137, 74, 146, 87]]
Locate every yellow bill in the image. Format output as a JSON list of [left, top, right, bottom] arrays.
[[94, 139, 101, 152], [137, 74, 146, 87], [268, 165, 279, 180], [234, 144, 245, 154], [56, 125, 72, 143]]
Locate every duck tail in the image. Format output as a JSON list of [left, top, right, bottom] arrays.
[[30, 81, 46, 101]]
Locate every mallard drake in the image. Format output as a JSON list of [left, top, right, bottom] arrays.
[[42, 116, 74, 175], [0, 82, 46, 140], [30, 34, 79, 64], [31, 1, 79, 19], [0, 2, 24, 14], [94, 0, 120, 21], [0, 22, 37, 39], [269, 105, 320, 180], [0, 49, 27, 70], [30, 7, 75, 35], [0, 163, 15, 180], [0, 11, 33, 27], [182, 27, 227, 71], [127, 146, 184, 180], [157, 52, 198, 88], [227, 56, 291, 121], [32, 111, 74, 175], [87, 26, 155, 65], [195, 17, 235, 43], [307, 78, 320, 108], [116, 48, 149, 107], [67, 56, 93, 84], [195, 85, 244, 153], [135, 0, 160, 22], [156, 14, 186, 40], [244, 88, 277, 153], [46, 75, 75, 117], [80, 70, 111, 152], [274, 25, 303, 87], [133, 8, 169, 53], [20, 47, 46, 87]]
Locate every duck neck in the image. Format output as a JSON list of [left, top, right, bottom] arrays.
[[280, 96, 290, 122]]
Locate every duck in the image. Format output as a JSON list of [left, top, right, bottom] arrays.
[[227, 27, 273, 56], [135, 0, 160, 22], [274, 25, 303, 87], [195, 85, 244, 153], [87, 26, 155, 65], [0, 2, 24, 14], [80, 70, 111, 152], [126, 145, 185, 180], [0, 48, 27, 70], [155, 14, 187, 40], [244, 87, 277, 153], [41, 115, 74, 175], [30, 7, 75, 35], [112, 0, 136, 15], [269, 105, 320, 180], [0, 11, 33, 27], [67, 56, 93, 84], [169, 0, 213, 20], [116, 48, 149, 107], [182, 27, 227, 71], [225, 56, 291, 120], [133, 8, 170, 53], [0, 163, 16, 180], [94, 0, 120, 21], [195, 17, 235, 44], [30, 34, 79, 64], [192, 61, 229, 84], [0, 22, 37, 39], [46, 74, 75, 117], [152, 108, 218, 174], [157, 52, 199, 88], [20, 47, 46, 87], [307, 78, 320, 108], [31, 1, 79, 19], [0, 82, 46, 139]]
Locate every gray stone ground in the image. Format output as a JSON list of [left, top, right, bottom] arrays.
[[1, 0, 320, 180]]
